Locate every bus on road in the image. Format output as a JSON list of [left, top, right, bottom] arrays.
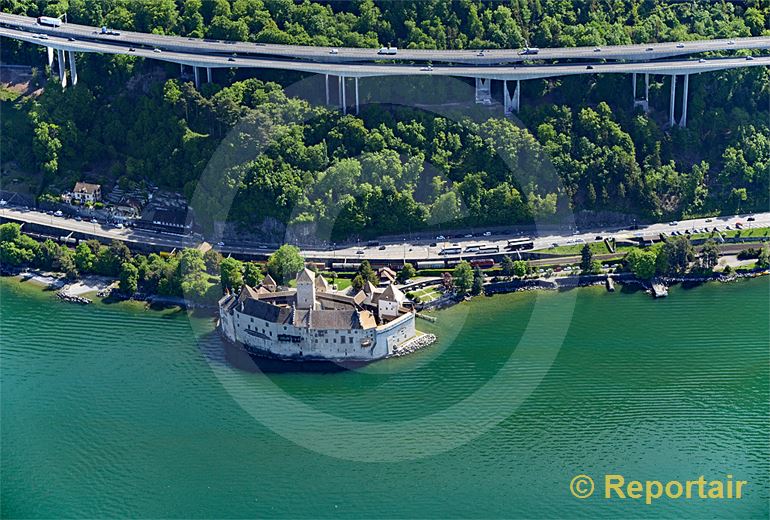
[[37, 16, 62, 27], [506, 238, 534, 251]]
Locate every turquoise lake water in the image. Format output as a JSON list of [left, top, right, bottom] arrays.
[[1, 276, 768, 518]]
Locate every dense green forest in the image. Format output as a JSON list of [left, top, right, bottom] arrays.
[[1, 1, 769, 241]]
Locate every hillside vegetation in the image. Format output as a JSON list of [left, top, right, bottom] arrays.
[[1, 1, 768, 240]]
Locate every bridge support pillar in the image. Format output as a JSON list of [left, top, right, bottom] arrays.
[[337, 75, 343, 111], [503, 80, 511, 115], [514, 79, 520, 112], [193, 66, 200, 89], [180, 63, 184, 75], [355, 77, 359, 115], [632, 72, 650, 112], [57, 49, 67, 87], [669, 74, 677, 127], [325, 74, 329, 105], [474, 77, 492, 105], [645, 73, 649, 109], [68, 51, 77, 86], [503, 79, 521, 115], [47, 46, 54, 68], [341, 76, 347, 115], [679, 74, 689, 128], [206, 67, 212, 83]]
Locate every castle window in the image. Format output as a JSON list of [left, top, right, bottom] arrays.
[[341, 337, 346, 344]]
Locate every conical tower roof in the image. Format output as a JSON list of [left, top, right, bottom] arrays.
[[297, 267, 315, 284], [262, 273, 277, 290], [315, 274, 330, 292]]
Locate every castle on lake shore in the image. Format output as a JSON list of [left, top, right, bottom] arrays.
[[218, 267, 418, 361]]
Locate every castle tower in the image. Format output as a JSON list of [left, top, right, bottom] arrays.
[[296, 267, 317, 310]]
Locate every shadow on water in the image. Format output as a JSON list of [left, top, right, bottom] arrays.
[[680, 280, 707, 290], [195, 330, 356, 374], [98, 294, 190, 317], [619, 283, 646, 295], [15, 274, 64, 292], [100, 293, 128, 305]]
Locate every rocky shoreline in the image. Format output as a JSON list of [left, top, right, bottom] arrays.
[[56, 289, 92, 304], [484, 268, 769, 297], [389, 333, 437, 358]]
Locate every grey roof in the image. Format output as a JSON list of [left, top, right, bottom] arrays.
[[241, 298, 293, 323], [293, 309, 311, 327], [309, 310, 361, 330], [236, 284, 261, 306], [219, 293, 237, 313], [317, 292, 362, 310]]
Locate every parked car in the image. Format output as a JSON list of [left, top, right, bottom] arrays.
[[747, 216, 756, 221], [483, 231, 492, 236], [356, 250, 364, 255]]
